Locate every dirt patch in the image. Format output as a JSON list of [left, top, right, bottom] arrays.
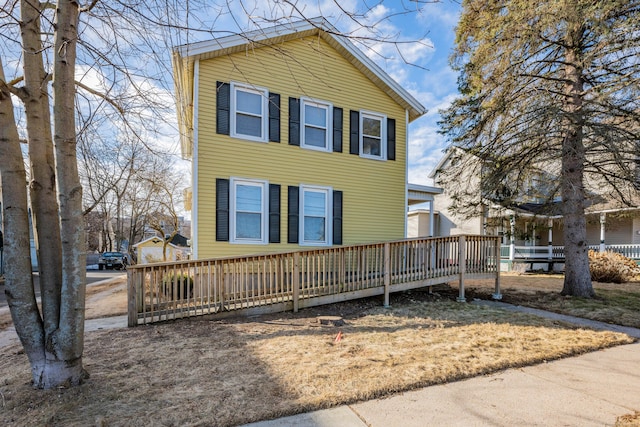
[[0, 277, 127, 332], [84, 277, 128, 319]]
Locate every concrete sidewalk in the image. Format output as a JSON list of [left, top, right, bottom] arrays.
[[244, 341, 640, 427]]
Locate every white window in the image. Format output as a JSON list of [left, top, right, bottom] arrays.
[[300, 185, 332, 246], [230, 82, 269, 142], [360, 111, 386, 160], [301, 98, 332, 152], [230, 178, 268, 244]]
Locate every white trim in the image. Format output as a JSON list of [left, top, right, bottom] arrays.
[[300, 97, 333, 152], [192, 60, 200, 258], [299, 184, 333, 246], [407, 183, 443, 195], [405, 109, 409, 238], [359, 110, 387, 161], [229, 82, 269, 143], [229, 178, 269, 245]]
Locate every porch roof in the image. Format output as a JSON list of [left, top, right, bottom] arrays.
[[408, 183, 443, 205]]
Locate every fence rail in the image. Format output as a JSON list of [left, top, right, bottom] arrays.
[[500, 244, 640, 261], [127, 235, 501, 326]]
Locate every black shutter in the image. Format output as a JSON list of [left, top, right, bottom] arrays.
[[269, 93, 280, 142], [288, 98, 300, 146], [216, 82, 230, 135], [269, 184, 281, 243], [216, 178, 230, 241], [333, 107, 343, 152], [349, 110, 359, 155], [287, 186, 299, 243], [332, 190, 343, 245], [387, 118, 396, 161]]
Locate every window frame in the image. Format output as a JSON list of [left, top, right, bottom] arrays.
[[300, 97, 333, 152], [229, 178, 269, 244], [230, 82, 269, 143], [359, 110, 387, 161], [299, 184, 333, 247]]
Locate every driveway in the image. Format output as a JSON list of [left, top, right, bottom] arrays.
[[0, 270, 126, 308]]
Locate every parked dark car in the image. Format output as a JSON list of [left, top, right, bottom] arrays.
[[98, 252, 128, 270]]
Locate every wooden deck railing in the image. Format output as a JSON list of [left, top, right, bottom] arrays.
[[500, 244, 640, 261], [127, 235, 501, 326]]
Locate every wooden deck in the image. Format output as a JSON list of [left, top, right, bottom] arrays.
[[127, 235, 501, 326]]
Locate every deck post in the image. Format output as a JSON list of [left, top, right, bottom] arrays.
[[127, 269, 137, 327], [492, 237, 502, 300], [293, 252, 300, 313], [383, 242, 391, 307], [457, 235, 466, 302]]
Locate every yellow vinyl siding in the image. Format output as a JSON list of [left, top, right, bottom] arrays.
[[196, 37, 407, 258]]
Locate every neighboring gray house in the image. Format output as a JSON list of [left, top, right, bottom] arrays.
[[429, 148, 640, 270]]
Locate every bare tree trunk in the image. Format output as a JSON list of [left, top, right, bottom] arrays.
[[0, 58, 47, 383], [21, 0, 64, 339], [561, 20, 593, 298], [44, 0, 87, 387]]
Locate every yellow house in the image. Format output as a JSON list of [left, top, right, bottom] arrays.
[[173, 18, 426, 259]]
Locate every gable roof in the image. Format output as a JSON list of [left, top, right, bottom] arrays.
[[173, 17, 426, 158], [132, 236, 180, 249]]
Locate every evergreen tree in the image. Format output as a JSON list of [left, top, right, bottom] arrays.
[[440, 0, 640, 297]]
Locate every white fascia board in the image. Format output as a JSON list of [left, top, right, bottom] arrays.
[[174, 17, 426, 121], [407, 183, 444, 194], [326, 30, 426, 120], [428, 149, 454, 179], [175, 18, 325, 58]]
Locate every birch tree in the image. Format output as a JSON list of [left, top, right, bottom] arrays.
[[0, 0, 87, 388], [440, 0, 640, 297]]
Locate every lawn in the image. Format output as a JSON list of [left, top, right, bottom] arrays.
[[462, 273, 640, 328], [0, 280, 635, 427]]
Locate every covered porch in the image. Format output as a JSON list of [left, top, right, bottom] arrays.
[[490, 207, 640, 271]]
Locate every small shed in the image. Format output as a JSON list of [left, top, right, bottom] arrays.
[[133, 235, 190, 264]]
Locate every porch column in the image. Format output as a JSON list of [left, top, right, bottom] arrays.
[[600, 213, 606, 252], [547, 218, 553, 260], [509, 215, 515, 265], [482, 204, 488, 236], [428, 200, 435, 237]]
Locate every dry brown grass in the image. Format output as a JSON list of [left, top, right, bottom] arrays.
[[617, 411, 640, 427], [463, 273, 640, 328], [0, 288, 634, 427]]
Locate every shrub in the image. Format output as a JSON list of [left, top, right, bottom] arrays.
[[588, 250, 640, 283], [161, 273, 194, 300]]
